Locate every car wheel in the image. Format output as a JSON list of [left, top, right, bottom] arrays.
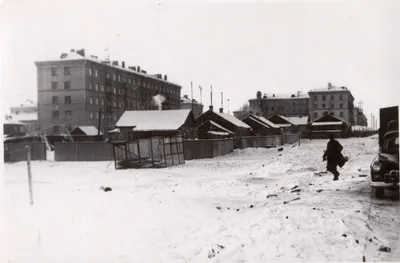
[[375, 188, 385, 199]]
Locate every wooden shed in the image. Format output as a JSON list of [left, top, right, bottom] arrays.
[[241, 114, 281, 136], [309, 114, 351, 139]]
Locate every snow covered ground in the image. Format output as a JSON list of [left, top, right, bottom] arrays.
[[2, 136, 399, 262]]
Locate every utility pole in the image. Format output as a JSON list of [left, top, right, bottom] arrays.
[[199, 86, 203, 105], [210, 85, 213, 109], [227, 98, 230, 114], [191, 82, 193, 113]]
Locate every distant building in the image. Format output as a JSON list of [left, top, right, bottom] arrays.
[[233, 110, 249, 120], [35, 49, 182, 133], [248, 91, 309, 118], [6, 99, 38, 133], [180, 95, 203, 119], [352, 107, 368, 126], [308, 83, 355, 124]]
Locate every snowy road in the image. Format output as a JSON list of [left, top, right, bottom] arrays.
[[2, 136, 399, 262]]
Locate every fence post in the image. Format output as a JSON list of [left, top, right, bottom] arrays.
[[25, 145, 34, 205], [298, 133, 301, 146]]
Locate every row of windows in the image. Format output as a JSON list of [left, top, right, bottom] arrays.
[[313, 103, 345, 109], [313, 111, 344, 118], [51, 67, 70, 76], [53, 96, 71, 104], [52, 81, 70, 90], [88, 68, 180, 95], [52, 110, 118, 121], [313, 94, 344, 101]]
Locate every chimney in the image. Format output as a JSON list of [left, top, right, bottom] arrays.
[[112, 61, 118, 66], [138, 66, 141, 72], [122, 61, 125, 68], [132, 66, 136, 71], [209, 105, 214, 111], [164, 75, 168, 81], [184, 95, 189, 99], [219, 108, 223, 113], [328, 82, 332, 89], [273, 94, 275, 97], [220, 92, 224, 113]]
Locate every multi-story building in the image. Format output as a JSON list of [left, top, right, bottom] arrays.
[[248, 91, 309, 118], [36, 49, 182, 132], [180, 95, 203, 119], [308, 83, 355, 123], [352, 107, 368, 126]]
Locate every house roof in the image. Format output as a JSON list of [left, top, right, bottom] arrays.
[[268, 114, 294, 126], [214, 112, 251, 129], [276, 123, 292, 128], [207, 131, 231, 136], [311, 121, 344, 126], [116, 109, 193, 131], [71, 126, 102, 136], [246, 115, 275, 129], [199, 120, 234, 134], [3, 119, 26, 125], [6, 112, 37, 122], [310, 84, 350, 93], [285, 116, 308, 126], [247, 115, 280, 129], [312, 114, 350, 124]]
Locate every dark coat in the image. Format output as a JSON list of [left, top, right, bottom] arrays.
[[323, 139, 344, 167]]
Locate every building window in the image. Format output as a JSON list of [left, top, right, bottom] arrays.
[[108, 114, 112, 120], [313, 95, 317, 101], [340, 112, 344, 117], [113, 74, 116, 81], [64, 67, 70, 75], [340, 94, 343, 100], [52, 111, 59, 118], [52, 96, 58, 104], [101, 98, 105, 106], [95, 83, 99, 91], [101, 113, 105, 119], [322, 95, 326, 101], [322, 104, 326, 108], [65, 96, 71, 104], [331, 95, 334, 100], [118, 75, 121, 82], [65, 110, 72, 119], [95, 69, 98, 77], [113, 113, 117, 120], [340, 103, 343, 108], [51, 67, 58, 76], [96, 112, 99, 119], [330, 103, 334, 109], [314, 104, 318, 109], [101, 84, 104, 92], [89, 97, 93, 104], [292, 102, 295, 106], [89, 82, 93, 90], [113, 100, 117, 107], [313, 112, 318, 118], [90, 112, 94, 119], [113, 87, 116, 94], [89, 68, 92, 75], [119, 100, 122, 108], [128, 78, 131, 84], [64, 81, 71, 89], [51, 82, 58, 90], [95, 97, 99, 105]]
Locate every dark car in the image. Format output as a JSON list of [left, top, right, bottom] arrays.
[[370, 106, 399, 198]]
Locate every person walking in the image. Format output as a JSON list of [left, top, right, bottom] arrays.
[[323, 134, 345, 181]]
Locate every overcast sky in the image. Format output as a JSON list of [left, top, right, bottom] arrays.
[[1, 0, 399, 123]]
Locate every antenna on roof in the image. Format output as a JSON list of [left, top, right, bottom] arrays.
[[104, 46, 110, 64]]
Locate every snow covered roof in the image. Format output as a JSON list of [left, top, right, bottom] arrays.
[[311, 121, 343, 126], [285, 116, 308, 126], [352, 125, 370, 131], [310, 84, 350, 93], [8, 112, 38, 122], [71, 126, 102, 136], [214, 112, 251, 129], [116, 109, 192, 131], [247, 115, 275, 129], [45, 51, 180, 86], [108, 128, 120, 133], [208, 120, 234, 134], [276, 123, 292, 128], [207, 131, 231, 136], [3, 119, 26, 125]]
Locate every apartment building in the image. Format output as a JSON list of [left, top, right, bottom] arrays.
[[248, 91, 309, 118], [308, 83, 355, 123], [36, 49, 182, 132]]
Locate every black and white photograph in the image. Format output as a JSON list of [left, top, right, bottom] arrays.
[[1, 0, 399, 262]]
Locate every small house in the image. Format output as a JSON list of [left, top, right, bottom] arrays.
[[284, 116, 309, 136], [115, 109, 197, 140], [196, 109, 252, 137], [268, 114, 297, 134], [70, 126, 103, 141], [3, 118, 27, 138], [309, 114, 351, 138], [241, 114, 281, 136], [197, 120, 234, 139]]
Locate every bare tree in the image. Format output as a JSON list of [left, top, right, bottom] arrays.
[[233, 102, 250, 119]]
